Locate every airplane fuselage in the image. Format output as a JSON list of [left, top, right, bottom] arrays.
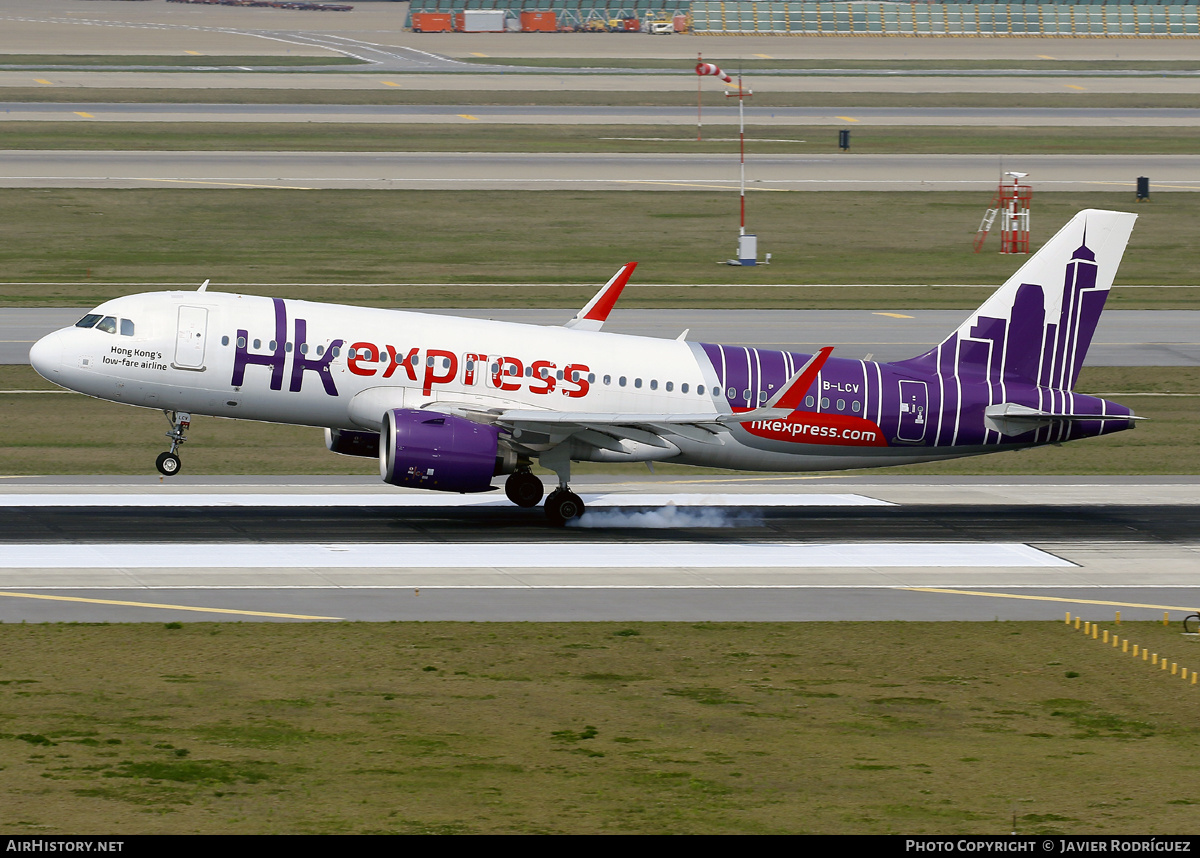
[[30, 289, 1134, 474]]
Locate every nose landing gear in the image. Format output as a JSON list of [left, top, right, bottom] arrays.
[[156, 411, 191, 476]]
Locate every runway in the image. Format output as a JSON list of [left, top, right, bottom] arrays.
[[1, 151, 1196, 191], [0, 476, 1195, 623], [5, 308, 1198, 366], [8, 103, 1200, 127]]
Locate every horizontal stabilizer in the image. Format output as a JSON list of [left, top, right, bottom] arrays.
[[983, 402, 1142, 437]]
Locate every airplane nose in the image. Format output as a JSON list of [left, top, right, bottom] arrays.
[[29, 330, 64, 380]]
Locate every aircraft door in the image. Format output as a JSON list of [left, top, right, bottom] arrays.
[[896, 380, 928, 443], [174, 305, 208, 370]]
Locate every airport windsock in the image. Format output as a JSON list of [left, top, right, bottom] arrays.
[[695, 62, 732, 83]]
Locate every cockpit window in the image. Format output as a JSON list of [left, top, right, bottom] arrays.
[[75, 313, 102, 329], [120, 319, 134, 337], [95, 316, 118, 334]]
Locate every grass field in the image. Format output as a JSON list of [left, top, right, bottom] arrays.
[[0, 190, 1195, 310], [0, 56, 362, 68], [3, 87, 1199, 111], [2, 366, 1197, 477], [0, 620, 1197, 834], [8, 122, 1200, 156]]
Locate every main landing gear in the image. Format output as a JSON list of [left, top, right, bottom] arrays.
[[155, 410, 190, 476], [537, 446, 585, 527], [544, 488, 585, 527], [504, 469, 545, 508]]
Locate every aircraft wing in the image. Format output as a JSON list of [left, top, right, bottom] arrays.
[[563, 262, 637, 332], [466, 346, 835, 453]]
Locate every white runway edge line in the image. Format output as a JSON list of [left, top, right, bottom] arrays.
[[0, 542, 1070, 570], [0, 493, 893, 508]]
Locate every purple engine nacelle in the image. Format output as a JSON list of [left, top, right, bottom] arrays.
[[379, 409, 503, 493]]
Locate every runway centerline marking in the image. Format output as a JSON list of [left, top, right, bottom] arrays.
[[907, 587, 1200, 613], [0, 590, 341, 620]]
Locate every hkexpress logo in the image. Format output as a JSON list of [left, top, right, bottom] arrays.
[[230, 299, 591, 399]]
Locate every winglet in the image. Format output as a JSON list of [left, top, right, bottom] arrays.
[[767, 346, 834, 410], [198, 279, 210, 293], [564, 262, 637, 332], [720, 347, 834, 424]]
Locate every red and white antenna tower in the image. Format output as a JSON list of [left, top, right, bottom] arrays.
[[974, 171, 1032, 254]]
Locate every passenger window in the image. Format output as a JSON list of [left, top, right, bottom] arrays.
[[96, 316, 117, 334], [805, 395, 815, 408], [837, 399, 846, 411], [820, 397, 830, 409], [254, 339, 262, 350], [222, 336, 230, 347], [649, 380, 657, 390], [681, 383, 688, 394], [697, 385, 705, 396], [120, 319, 135, 337], [75, 314, 102, 329], [665, 381, 673, 392], [852, 401, 861, 413]]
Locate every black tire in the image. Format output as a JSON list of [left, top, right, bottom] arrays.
[[505, 471, 545, 508], [155, 452, 181, 476], [1185, 614, 1200, 635], [544, 490, 585, 526]]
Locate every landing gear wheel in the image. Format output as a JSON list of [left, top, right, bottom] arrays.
[[505, 471, 545, 508], [544, 489, 585, 527], [155, 452, 182, 477]]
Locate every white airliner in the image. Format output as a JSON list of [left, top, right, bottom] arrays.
[[30, 209, 1139, 524]]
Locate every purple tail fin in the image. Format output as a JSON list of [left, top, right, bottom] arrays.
[[894, 209, 1137, 390]]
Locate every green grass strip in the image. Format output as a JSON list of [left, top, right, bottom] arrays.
[[5, 123, 1200, 156], [0, 621, 1196, 833]]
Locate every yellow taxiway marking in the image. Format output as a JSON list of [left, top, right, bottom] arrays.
[[618, 180, 790, 192], [185, 51, 202, 56], [34, 79, 52, 85], [0, 590, 342, 621], [835, 116, 859, 123], [381, 80, 400, 87], [907, 588, 1199, 613], [1038, 54, 1056, 60], [74, 111, 94, 119], [1065, 84, 1087, 91], [458, 114, 480, 121], [1086, 181, 1200, 192], [872, 312, 914, 319], [754, 53, 773, 59], [135, 178, 316, 190], [470, 52, 489, 57]]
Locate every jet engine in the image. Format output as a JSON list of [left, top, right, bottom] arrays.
[[324, 428, 380, 459], [379, 408, 505, 493]]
